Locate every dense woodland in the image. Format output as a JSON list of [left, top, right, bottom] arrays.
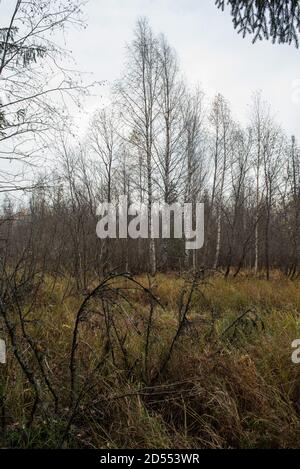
[[1, 16, 300, 286]]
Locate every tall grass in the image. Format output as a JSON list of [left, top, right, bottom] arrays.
[[1, 273, 300, 448]]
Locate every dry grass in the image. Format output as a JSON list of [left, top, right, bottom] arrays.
[[1, 272, 300, 448]]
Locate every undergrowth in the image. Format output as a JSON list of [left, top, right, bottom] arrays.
[[0, 272, 300, 448]]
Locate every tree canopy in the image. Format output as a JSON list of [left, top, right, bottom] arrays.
[[216, 0, 300, 47]]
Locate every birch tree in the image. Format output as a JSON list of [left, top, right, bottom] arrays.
[[89, 108, 121, 273], [288, 136, 300, 277], [250, 92, 271, 274], [156, 34, 185, 268], [183, 88, 206, 270], [210, 94, 231, 269], [116, 18, 160, 275]]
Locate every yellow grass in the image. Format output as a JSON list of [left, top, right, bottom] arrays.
[[1, 272, 300, 448]]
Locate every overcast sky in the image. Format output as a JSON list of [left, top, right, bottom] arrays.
[[1, 0, 300, 139], [62, 0, 299, 139]]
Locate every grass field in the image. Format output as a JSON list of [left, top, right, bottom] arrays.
[[1, 272, 300, 448]]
